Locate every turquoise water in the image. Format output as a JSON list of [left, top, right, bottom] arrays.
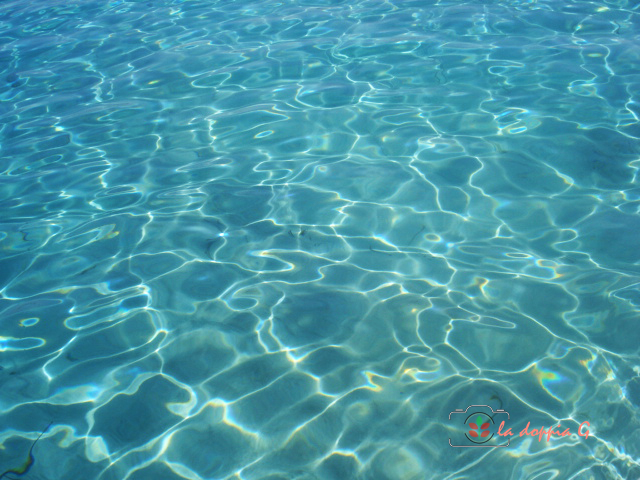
[[1, 0, 640, 478]]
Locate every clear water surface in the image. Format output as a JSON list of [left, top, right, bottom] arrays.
[[1, 0, 639, 479]]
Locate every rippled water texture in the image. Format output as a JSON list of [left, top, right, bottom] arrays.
[[1, 0, 640, 478]]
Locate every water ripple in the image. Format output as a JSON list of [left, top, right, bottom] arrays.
[[1, 0, 640, 479]]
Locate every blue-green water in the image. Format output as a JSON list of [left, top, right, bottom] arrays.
[[1, 0, 640, 478]]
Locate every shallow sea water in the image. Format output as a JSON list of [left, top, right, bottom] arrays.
[[1, 0, 640, 479]]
